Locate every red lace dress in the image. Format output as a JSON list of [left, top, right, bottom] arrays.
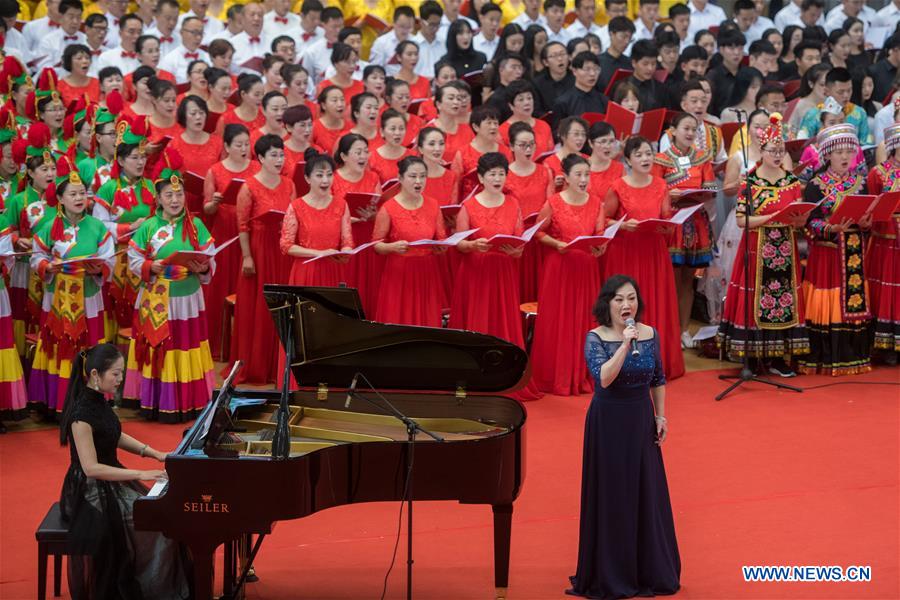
[[279, 196, 354, 286], [449, 196, 542, 400], [221, 105, 266, 132], [372, 196, 448, 327], [604, 177, 685, 380], [866, 161, 900, 352], [424, 168, 460, 206], [506, 162, 555, 302], [589, 161, 625, 203], [439, 122, 474, 163], [368, 147, 415, 184], [452, 142, 513, 200], [333, 168, 383, 316], [231, 175, 295, 384], [170, 133, 224, 214], [531, 193, 605, 395], [541, 152, 589, 191], [312, 119, 351, 155], [498, 117, 553, 156], [148, 120, 183, 144]]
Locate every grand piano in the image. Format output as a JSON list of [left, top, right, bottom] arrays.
[[133, 285, 529, 600]]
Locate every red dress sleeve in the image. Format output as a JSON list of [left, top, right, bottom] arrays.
[[534, 201, 554, 240], [235, 184, 254, 233], [279, 203, 299, 254], [340, 203, 354, 249], [371, 205, 392, 241]]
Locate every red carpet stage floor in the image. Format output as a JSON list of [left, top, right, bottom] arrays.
[[1, 367, 898, 599]]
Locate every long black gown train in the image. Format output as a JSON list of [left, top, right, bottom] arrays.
[[567, 331, 681, 599], [60, 388, 190, 599]]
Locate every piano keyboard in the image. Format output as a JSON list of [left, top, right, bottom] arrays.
[[147, 480, 168, 497]]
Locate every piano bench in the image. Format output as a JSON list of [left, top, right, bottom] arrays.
[[35, 502, 70, 600], [519, 302, 538, 353], [221, 294, 237, 359]]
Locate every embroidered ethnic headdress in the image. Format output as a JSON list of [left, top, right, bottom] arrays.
[[149, 146, 201, 249], [47, 154, 84, 241], [62, 96, 96, 144], [884, 123, 900, 154], [11, 122, 54, 192], [0, 55, 32, 97], [817, 123, 859, 158], [24, 68, 61, 121], [110, 112, 151, 180], [0, 106, 17, 145], [757, 112, 784, 148]]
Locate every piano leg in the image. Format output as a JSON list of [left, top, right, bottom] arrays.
[[188, 541, 219, 600], [492, 504, 513, 600]]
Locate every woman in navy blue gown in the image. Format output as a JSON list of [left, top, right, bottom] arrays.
[[568, 274, 681, 599]]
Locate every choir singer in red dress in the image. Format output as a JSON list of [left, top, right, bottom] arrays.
[[531, 155, 606, 396]]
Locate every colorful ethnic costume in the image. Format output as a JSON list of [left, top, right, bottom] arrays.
[[123, 153, 216, 422], [28, 165, 116, 412], [0, 232, 27, 423], [799, 124, 874, 375]]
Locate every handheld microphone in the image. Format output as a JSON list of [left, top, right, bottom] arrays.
[[344, 373, 359, 409], [625, 318, 639, 358]]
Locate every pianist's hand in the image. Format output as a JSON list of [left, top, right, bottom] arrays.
[[138, 469, 168, 482]]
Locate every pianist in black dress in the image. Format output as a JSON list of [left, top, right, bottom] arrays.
[[568, 275, 681, 599], [59, 343, 190, 599]]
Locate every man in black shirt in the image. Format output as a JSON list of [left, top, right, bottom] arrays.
[[597, 16, 634, 93], [870, 34, 900, 105], [552, 51, 609, 129], [628, 40, 666, 111], [533, 41, 574, 116], [707, 28, 746, 116], [487, 54, 527, 121]]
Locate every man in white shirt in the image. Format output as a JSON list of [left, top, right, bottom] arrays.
[[300, 5, 343, 85], [473, 2, 501, 59], [877, 0, 900, 29], [0, 2, 31, 64], [36, 0, 85, 72], [216, 5, 244, 41], [566, 0, 602, 39], [263, 0, 299, 40], [512, 0, 545, 30], [83, 13, 108, 69], [668, 3, 692, 51], [145, 0, 181, 57], [177, 0, 224, 45], [686, 0, 727, 39], [370, 6, 417, 73], [543, 0, 571, 44], [95, 13, 143, 75], [825, 0, 876, 33], [631, 0, 659, 49], [228, 2, 268, 73], [159, 16, 210, 83], [413, 1, 445, 78], [22, 0, 62, 52], [596, 0, 628, 52], [439, 0, 478, 41], [774, 0, 824, 30], [135, 0, 155, 28], [294, 0, 324, 51], [96, 0, 130, 49]]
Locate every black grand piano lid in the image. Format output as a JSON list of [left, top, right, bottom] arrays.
[[262, 284, 528, 393]]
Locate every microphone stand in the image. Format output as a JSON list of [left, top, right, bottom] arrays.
[[716, 110, 803, 400], [346, 372, 444, 600]]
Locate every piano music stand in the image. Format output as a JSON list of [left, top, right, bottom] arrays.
[[347, 371, 444, 600]]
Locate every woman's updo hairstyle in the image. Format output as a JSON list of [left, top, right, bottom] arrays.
[[350, 91, 377, 121], [223, 123, 250, 146], [304, 153, 335, 176], [237, 72, 263, 96], [254, 133, 284, 160], [149, 77, 176, 100], [623, 135, 651, 158], [334, 132, 367, 166], [398, 155, 426, 177], [507, 121, 534, 146], [261, 90, 285, 110], [60, 343, 124, 445], [562, 153, 589, 174], [591, 274, 644, 327], [416, 126, 445, 147]]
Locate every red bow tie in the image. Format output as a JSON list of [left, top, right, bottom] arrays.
[[249, 35, 260, 43], [92, 49, 102, 56], [122, 50, 136, 58], [64, 35, 78, 41], [200, 17, 208, 24], [185, 51, 199, 59], [274, 16, 288, 24], [48, 20, 60, 28], [326, 41, 334, 49], [302, 31, 315, 41], [113, 18, 120, 27], [159, 35, 173, 43]]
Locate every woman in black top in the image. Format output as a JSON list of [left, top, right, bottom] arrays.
[[441, 19, 488, 78], [60, 343, 189, 599]]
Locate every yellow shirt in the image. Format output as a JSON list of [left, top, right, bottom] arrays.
[[338, 0, 395, 61]]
